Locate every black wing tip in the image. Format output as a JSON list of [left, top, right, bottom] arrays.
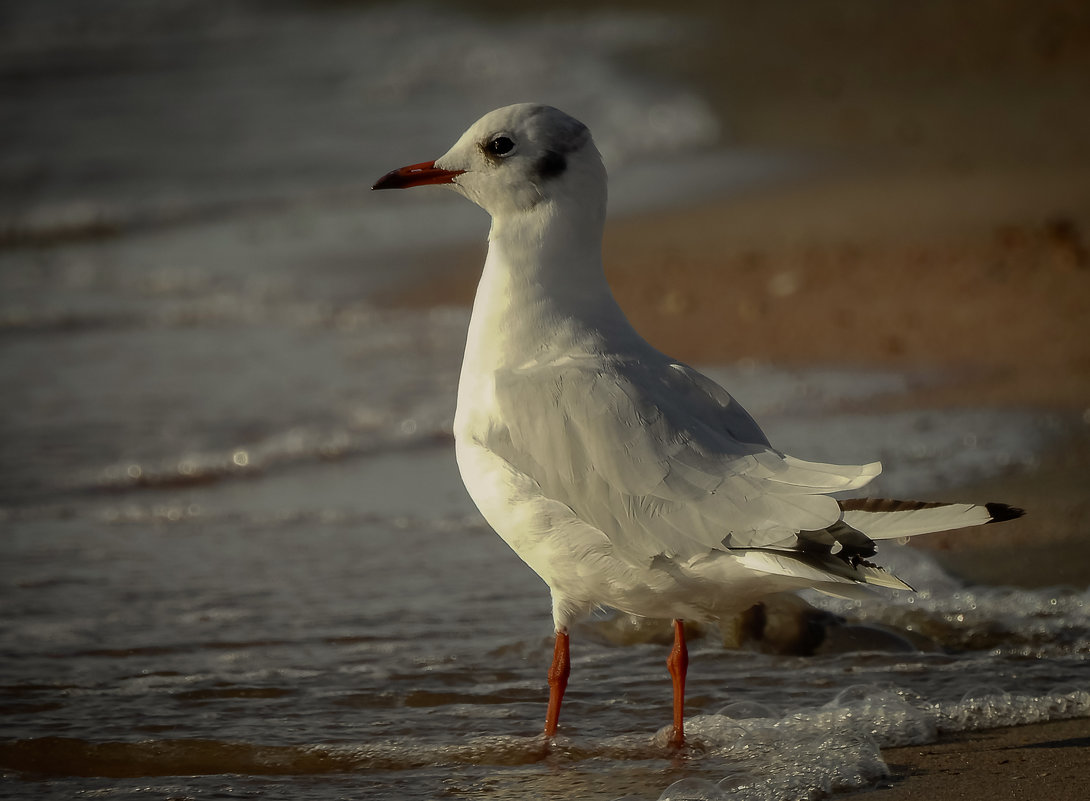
[[985, 502, 1025, 523]]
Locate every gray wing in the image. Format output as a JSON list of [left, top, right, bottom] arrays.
[[487, 358, 880, 567]]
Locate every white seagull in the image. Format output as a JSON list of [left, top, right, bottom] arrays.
[[372, 103, 1022, 747]]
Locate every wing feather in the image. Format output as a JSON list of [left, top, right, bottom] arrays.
[[487, 359, 880, 565]]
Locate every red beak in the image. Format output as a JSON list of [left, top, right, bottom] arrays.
[[371, 161, 464, 190]]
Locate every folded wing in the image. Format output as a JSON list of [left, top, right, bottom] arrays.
[[485, 358, 881, 567]]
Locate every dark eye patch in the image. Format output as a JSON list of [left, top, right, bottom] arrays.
[[485, 136, 516, 157], [535, 150, 567, 179]]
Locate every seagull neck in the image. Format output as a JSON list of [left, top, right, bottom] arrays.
[[490, 203, 606, 291], [468, 201, 629, 365]]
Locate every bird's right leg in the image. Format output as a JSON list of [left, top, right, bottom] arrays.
[[666, 619, 688, 748], [544, 629, 570, 738]]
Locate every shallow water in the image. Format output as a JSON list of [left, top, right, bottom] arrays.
[[3, 481, 1088, 800], [2, 2, 1088, 799]]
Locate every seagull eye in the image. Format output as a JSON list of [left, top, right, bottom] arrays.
[[485, 135, 516, 157]]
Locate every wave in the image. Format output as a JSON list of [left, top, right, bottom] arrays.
[[2, 687, 1085, 785]]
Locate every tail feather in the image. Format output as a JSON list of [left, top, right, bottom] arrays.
[[838, 498, 1024, 540], [736, 499, 1022, 598], [984, 501, 1026, 523], [736, 548, 915, 592]]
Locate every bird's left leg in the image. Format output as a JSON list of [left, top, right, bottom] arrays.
[[544, 628, 570, 738], [666, 618, 688, 748]]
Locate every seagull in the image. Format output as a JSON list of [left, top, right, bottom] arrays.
[[372, 103, 1023, 748]]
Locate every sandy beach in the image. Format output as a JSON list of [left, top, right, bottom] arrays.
[[857, 716, 1090, 801]]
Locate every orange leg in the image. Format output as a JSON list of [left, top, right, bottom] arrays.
[[666, 619, 688, 748], [544, 629, 570, 738]]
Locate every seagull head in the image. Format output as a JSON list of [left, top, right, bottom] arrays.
[[373, 103, 606, 221]]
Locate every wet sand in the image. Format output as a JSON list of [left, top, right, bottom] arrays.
[[857, 716, 1090, 801]]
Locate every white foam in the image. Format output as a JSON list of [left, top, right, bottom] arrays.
[[646, 684, 1090, 801]]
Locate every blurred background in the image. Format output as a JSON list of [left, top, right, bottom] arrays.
[[1, 1, 1088, 798]]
